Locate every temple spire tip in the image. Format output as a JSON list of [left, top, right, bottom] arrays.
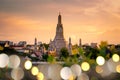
[[59, 12, 61, 15]]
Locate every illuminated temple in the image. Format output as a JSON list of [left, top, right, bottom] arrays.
[[49, 13, 72, 56]]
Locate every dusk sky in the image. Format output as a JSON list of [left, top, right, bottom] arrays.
[[0, 0, 120, 44]]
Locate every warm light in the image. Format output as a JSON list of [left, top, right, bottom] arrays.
[[9, 55, 21, 68], [77, 73, 89, 80], [0, 53, 9, 68], [48, 64, 62, 80], [60, 67, 72, 80], [71, 64, 82, 77], [96, 56, 105, 65], [95, 65, 103, 74], [81, 62, 90, 71], [11, 67, 24, 80], [0, 46, 4, 50], [37, 72, 44, 80], [69, 74, 74, 80], [116, 64, 120, 73], [24, 60, 32, 70], [100, 61, 112, 77], [107, 58, 117, 73], [112, 54, 120, 62], [37, 65, 49, 80], [31, 66, 39, 76]]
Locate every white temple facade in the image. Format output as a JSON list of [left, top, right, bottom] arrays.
[[49, 13, 69, 56]]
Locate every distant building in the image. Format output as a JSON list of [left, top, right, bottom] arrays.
[[68, 37, 72, 55], [79, 38, 82, 48], [49, 13, 67, 56], [91, 43, 97, 48], [18, 41, 27, 46], [0, 41, 13, 47], [34, 38, 37, 51], [11, 45, 30, 53]]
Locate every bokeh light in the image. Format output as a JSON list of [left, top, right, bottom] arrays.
[[8, 55, 20, 68], [11, 67, 24, 80], [100, 61, 112, 77], [107, 58, 118, 73], [24, 60, 32, 70], [37, 72, 44, 80], [71, 64, 82, 77], [31, 66, 39, 76], [112, 54, 120, 62], [116, 64, 120, 73], [60, 67, 72, 80], [96, 56, 105, 65], [69, 74, 74, 80], [48, 64, 62, 80], [77, 73, 89, 80], [38, 64, 49, 80], [81, 62, 90, 71], [0, 53, 9, 68], [95, 65, 103, 74]]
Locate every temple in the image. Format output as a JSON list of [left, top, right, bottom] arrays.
[[48, 13, 67, 56]]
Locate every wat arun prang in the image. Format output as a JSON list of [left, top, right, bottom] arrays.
[[49, 13, 72, 56]]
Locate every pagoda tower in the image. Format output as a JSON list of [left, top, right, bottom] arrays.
[[49, 13, 67, 56]]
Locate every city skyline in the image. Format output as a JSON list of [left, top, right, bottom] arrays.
[[0, 0, 120, 44]]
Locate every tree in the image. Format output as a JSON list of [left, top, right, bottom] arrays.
[[43, 43, 49, 50], [60, 47, 69, 58]]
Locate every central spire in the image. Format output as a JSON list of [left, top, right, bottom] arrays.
[[58, 12, 61, 24]]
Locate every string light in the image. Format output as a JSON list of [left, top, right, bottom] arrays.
[[116, 64, 120, 73], [71, 64, 82, 77], [8, 55, 20, 68], [31, 66, 39, 76], [112, 54, 120, 62], [96, 56, 105, 65], [0, 53, 9, 68], [37, 72, 44, 80], [81, 62, 90, 71], [24, 60, 32, 70], [60, 67, 72, 80]]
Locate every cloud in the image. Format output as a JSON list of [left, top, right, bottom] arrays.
[[0, 0, 120, 44], [0, 0, 102, 17]]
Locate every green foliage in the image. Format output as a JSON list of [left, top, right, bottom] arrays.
[[47, 55, 56, 63], [99, 47, 106, 57], [60, 47, 69, 58], [99, 41, 108, 49], [42, 43, 49, 50], [42, 53, 48, 61]]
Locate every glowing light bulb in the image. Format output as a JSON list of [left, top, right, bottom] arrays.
[[96, 56, 105, 65], [69, 74, 74, 80], [31, 66, 39, 76], [24, 60, 32, 70], [81, 62, 90, 71], [37, 72, 44, 80], [9, 55, 20, 68], [0, 53, 9, 68], [48, 64, 62, 80], [11, 67, 24, 80], [77, 73, 89, 80], [112, 54, 120, 62], [95, 65, 103, 74], [116, 64, 120, 73], [60, 67, 72, 80], [71, 64, 82, 77]]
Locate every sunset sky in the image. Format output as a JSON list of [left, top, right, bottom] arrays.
[[0, 0, 120, 45]]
